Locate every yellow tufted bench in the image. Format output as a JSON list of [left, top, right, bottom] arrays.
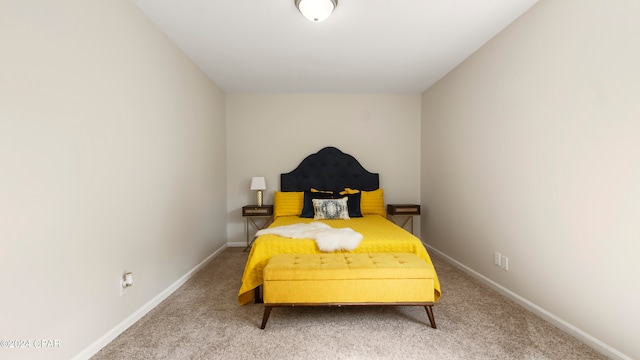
[[260, 252, 437, 329]]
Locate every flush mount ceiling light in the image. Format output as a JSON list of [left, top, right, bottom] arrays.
[[295, 0, 338, 22]]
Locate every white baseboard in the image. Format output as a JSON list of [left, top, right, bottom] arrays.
[[425, 245, 632, 360], [72, 244, 229, 360]]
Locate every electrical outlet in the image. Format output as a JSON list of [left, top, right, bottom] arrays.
[[494, 252, 501, 266], [501, 255, 509, 271], [120, 272, 133, 296]]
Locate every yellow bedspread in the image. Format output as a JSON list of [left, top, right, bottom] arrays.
[[238, 215, 441, 305]]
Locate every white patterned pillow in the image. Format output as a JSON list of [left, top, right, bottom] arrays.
[[312, 197, 350, 220]]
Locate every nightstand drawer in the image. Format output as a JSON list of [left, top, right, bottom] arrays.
[[387, 204, 421, 216], [243, 205, 274, 216]]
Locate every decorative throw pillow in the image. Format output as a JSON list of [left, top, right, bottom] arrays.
[[274, 191, 304, 218], [342, 192, 362, 217], [359, 188, 385, 216], [310, 188, 334, 194], [341, 188, 360, 195], [312, 197, 350, 220], [300, 190, 336, 218]]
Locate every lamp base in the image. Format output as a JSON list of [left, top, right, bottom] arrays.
[[257, 190, 263, 206]]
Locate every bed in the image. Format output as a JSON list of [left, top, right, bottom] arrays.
[[238, 146, 441, 305]]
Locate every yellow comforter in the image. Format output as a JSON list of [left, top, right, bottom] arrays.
[[238, 215, 441, 305]]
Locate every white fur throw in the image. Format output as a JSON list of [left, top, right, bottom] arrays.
[[255, 222, 363, 252]]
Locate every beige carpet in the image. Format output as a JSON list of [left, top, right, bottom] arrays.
[[92, 247, 605, 360]]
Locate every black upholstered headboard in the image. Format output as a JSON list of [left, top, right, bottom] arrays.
[[281, 147, 379, 192]]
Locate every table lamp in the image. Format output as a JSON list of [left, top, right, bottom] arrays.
[[250, 177, 266, 206]]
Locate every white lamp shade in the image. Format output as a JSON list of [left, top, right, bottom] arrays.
[[296, 0, 337, 22], [250, 177, 266, 190]]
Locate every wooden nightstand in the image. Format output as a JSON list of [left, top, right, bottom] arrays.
[[386, 204, 421, 234], [242, 205, 274, 250]]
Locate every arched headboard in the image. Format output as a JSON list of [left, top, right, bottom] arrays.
[[280, 147, 379, 192]]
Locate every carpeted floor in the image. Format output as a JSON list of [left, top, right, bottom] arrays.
[[92, 247, 605, 359]]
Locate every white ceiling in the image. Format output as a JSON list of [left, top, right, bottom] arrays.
[[131, 0, 539, 93]]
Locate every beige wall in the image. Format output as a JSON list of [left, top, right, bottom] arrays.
[[0, 1, 226, 359], [226, 94, 422, 244], [421, 0, 639, 359]]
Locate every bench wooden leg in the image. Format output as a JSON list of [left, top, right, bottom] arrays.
[[260, 306, 273, 329], [424, 305, 437, 329], [254, 286, 263, 304]]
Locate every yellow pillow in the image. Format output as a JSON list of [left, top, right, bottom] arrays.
[[274, 191, 304, 218], [341, 188, 361, 195], [342, 188, 385, 216]]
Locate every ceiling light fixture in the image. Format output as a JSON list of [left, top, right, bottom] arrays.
[[295, 0, 338, 22]]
